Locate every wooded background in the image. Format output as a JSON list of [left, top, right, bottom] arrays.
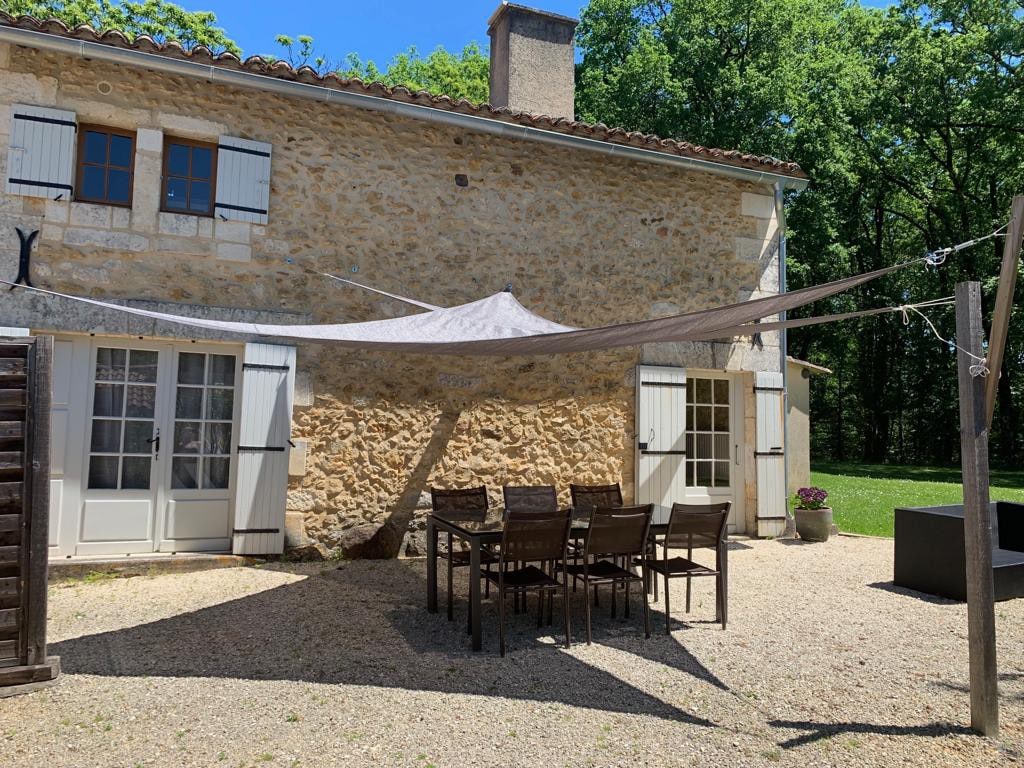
[[6, 0, 1024, 466]]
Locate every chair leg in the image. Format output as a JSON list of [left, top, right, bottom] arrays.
[[611, 570, 617, 619], [562, 577, 571, 649], [685, 573, 692, 613], [547, 562, 554, 626], [625, 578, 631, 619], [719, 572, 728, 630], [664, 573, 671, 634], [584, 578, 593, 645], [642, 570, 651, 639], [537, 586, 544, 628], [446, 534, 454, 622], [499, 586, 507, 657], [485, 563, 490, 599]]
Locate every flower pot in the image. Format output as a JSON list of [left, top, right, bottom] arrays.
[[795, 507, 833, 542]]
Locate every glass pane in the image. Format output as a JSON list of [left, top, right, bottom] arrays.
[[178, 353, 205, 385], [713, 379, 729, 405], [121, 456, 151, 489], [81, 165, 106, 200], [167, 143, 190, 176], [208, 355, 235, 386], [694, 378, 712, 404], [175, 387, 203, 419], [204, 422, 232, 455], [685, 380, 694, 403], [188, 181, 211, 213], [695, 433, 713, 460], [685, 461, 694, 487], [96, 348, 126, 380], [695, 406, 712, 431], [165, 177, 188, 210], [109, 134, 133, 167], [90, 419, 121, 453], [171, 457, 198, 489], [123, 420, 154, 454], [88, 456, 119, 489], [125, 385, 156, 418], [714, 461, 730, 487], [695, 462, 712, 487], [203, 457, 230, 489], [174, 422, 202, 453], [191, 146, 213, 179], [92, 383, 124, 417], [685, 433, 693, 457], [206, 388, 233, 420], [714, 433, 730, 460], [128, 350, 158, 383], [83, 130, 108, 164], [107, 169, 130, 203], [713, 406, 729, 431]]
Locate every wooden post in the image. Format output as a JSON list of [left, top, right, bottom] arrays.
[[985, 195, 1024, 428], [954, 281, 999, 736]]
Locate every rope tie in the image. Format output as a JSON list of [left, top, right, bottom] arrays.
[[901, 303, 989, 378], [924, 224, 1008, 268]]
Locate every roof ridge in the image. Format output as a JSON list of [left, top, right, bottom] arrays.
[[0, 13, 805, 178]]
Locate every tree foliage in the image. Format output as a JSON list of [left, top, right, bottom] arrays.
[[577, 0, 1024, 466], [1, 0, 239, 54], [337, 43, 490, 103]]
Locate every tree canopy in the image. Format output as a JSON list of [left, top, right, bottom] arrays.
[[2, 0, 239, 54]]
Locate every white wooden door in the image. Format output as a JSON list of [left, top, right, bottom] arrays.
[[683, 373, 745, 532], [755, 371, 787, 537], [76, 342, 171, 555]]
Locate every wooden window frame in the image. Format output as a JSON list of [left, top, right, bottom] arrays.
[[160, 136, 218, 218], [75, 124, 136, 208]]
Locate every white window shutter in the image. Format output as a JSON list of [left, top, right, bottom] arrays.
[[635, 365, 687, 508], [215, 136, 272, 224], [6, 104, 76, 199], [232, 343, 295, 555], [755, 371, 787, 537]]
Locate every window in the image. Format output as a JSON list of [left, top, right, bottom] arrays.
[[171, 352, 236, 490], [685, 377, 732, 488], [162, 138, 217, 216], [76, 125, 135, 206]]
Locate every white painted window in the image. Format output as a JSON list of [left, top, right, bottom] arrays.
[[5, 104, 76, 199], [214, 136, 272, 224]]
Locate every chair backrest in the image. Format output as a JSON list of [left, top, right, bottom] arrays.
[[500, 507, 572, 564], [430, 486, 489, 521], [584, 504, 653, 558], [664, 502, 731, 551], [570, 482, 623, 511], [503, 485, 558, 514]]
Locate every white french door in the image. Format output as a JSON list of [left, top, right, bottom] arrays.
[[72, 339, 240, 555]]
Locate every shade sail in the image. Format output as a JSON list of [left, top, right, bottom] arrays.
[[2, 261, 909, 355]]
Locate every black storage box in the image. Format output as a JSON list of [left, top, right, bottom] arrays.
[[893, 501, 1024, 601]]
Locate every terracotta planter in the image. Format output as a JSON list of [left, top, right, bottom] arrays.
[[795, 507, 833, 542]]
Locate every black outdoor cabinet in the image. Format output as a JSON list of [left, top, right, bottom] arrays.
[[894, 502, 1024, 601]]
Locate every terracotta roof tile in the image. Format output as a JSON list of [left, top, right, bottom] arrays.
[[0, 13, 806, 179]]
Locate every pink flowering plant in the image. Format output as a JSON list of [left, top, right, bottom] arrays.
[[794, 486, 829, 510]]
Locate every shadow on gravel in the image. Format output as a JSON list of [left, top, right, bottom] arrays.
[[51, 560, 723, 725], [768, 719, 977, 748], [865, 581, 961, 605]]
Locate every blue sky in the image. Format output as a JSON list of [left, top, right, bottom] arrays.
[[189, 1, 892, 65]]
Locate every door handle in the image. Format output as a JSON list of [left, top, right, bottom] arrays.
[[146, 429, 160, 457], [735, 444, 739, 466]]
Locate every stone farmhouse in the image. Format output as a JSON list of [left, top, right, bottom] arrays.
[[0, 4, 808, 561]]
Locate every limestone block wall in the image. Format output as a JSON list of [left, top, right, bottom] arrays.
[[0, 43, 784, 553]]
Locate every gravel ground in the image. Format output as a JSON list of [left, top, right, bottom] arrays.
[[1, 536, 1021, 768]]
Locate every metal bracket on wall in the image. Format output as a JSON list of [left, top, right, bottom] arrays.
[[11, 228, 38, 290]]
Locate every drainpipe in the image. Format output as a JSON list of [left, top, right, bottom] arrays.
[[774, 181, 792, 533]]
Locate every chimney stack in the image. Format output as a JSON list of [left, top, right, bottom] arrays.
[[487, 3, 578, 119]]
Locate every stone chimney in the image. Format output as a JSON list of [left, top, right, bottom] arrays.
[[487, 3, 578, 118]]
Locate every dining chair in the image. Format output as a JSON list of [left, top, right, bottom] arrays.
[[503, 485, 559, 513], [430, 486, 497, 622], [644, 501, 730, 633], [569, 483, 624, 597], [565, 504, 653, 643], [485, 506, 573, 656]]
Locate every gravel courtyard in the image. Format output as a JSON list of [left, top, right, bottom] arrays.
[[1, 536, 1021, 767]]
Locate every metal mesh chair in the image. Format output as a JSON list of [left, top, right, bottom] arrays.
[[565, 504, 653, 643], [485, 507, 573, 656], [503, 485, 559, 514], [569, 482, 624, 597], [430, 486, 497, 621], [645, 502, 730, 633]]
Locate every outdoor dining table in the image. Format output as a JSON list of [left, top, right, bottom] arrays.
[[426, 503, 721, 651]]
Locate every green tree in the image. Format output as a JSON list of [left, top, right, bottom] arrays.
[[337, 43, 490, 103], [1, 0, 239, 54]]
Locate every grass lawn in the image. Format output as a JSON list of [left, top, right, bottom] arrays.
[[809, 462, 1024, 537]]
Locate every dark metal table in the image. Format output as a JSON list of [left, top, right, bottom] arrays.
[[427, 504, 723, 651]]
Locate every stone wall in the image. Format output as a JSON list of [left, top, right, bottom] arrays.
[[0, 43, 783, 555]]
